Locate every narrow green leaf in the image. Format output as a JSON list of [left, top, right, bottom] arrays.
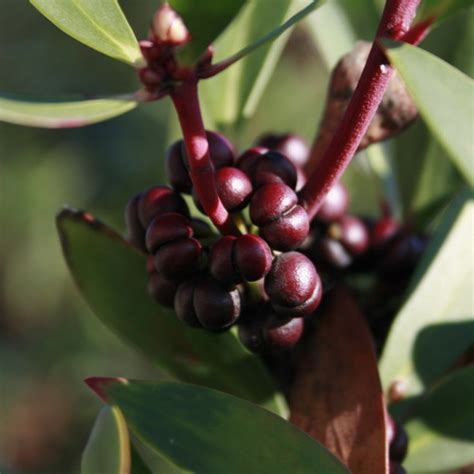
[[0, 94, 138, 128], [81, 405, 130, 474], [57, 208, 286, 416], [202, 0, 324, 126], [170, 0, 245, 64], [417, 0, 474, 26], [380, 192, 474, 397], [30, 0, 144, 66], [91, 379, 350, 474], [404, 367, 474, 472], [384, 41, 474, 185]]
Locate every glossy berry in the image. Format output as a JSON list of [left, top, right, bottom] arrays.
[[253, 151, 297, 189], [256, 133, 309, 168], [124, 192, 146, 252], [215, 167, 253, 211], [312, 237, 352, 269], [206, 130, 236, 169], [145, 212, 193, 253], [174, 279, 201, 328], [236, 147, 267, 177], [209, 236, 237, 283], [194, 278, 241, 330], [250, 183, 297, 226], [328, 215, 369, 256], [387, 417, 409, 463], [154, 238, 202, 280], [371, 216, 400, 250], [147, 272, 179, 308], [165, 140, 192, 193], [265, 252, 322, 318], [316, 181, 349, 223], [138, 185, 189, 227]]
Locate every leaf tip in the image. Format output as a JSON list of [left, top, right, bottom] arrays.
[[84, 376, 129, 403]]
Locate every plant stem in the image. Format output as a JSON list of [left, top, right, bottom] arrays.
[[299, 0, 421, 220], [170, 79, 239, 235]]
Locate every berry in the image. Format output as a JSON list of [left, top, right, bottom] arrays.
[[371, 216, 399, 250], [250, 183, 297, 226], [253, 151, 297, 189], [388, 418, 409, 463], [265, 252, 322, 318], [256, 133, 309, 168], [138, 185, 189, 227], [236, 147, 267, 177], [124, 192, 146, 252], [154, 238, 202, 280], [190, 218, 214, 238], [165, 140, 192, 193], [174, 279, 201, 328], [389, 462, 406, 474], [316, 182, 349, 223], [328, 215, 369, 256], [209, 236, 237, 283], [215, 167, 253, 211], [194, 278, 241, 330], [145, 212, 193, 253], [206, 130, 235, 169], [313, 237, 352, 269], [148, 272, 179, 308]]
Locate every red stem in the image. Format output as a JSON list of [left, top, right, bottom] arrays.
[[299, 0, 421, 220], [170, 79, 239, 235]]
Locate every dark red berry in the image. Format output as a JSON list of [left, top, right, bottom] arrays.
[[125, 192, 146, 252], [165, 140, 192, 193], [265, 252, 322, 317], [190, 218, 214, 238], [215, 167, 253, 211], [389, 462, 406, 474], [260, 205, 309, 251], [316, 182, 349, 223], [209, 236, 238, 283], [148, 272, 179, 308], [138, 186, 189, 227], [253, 151, 297, 189], [314, 237, 352, 269], [194, 278, 241, 330], [256, 133, 309, 168], [206, 130, 235, 168], [174, 279, 201, 328], [250, 183, 297, 226], [371, 216, 400, 249], [234, 234, 273, 281], [389, 419, 409, 463], [145, 213, 193, 253], [329, 215, 369, 256], [154, 238, 202, 280], [236, 147, 267, 177]]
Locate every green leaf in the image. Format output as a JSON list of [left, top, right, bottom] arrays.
[[89, 378, 350, 474], [57, 208, 286, 416], [417, 0, 474, 27], [384, 41, 474, 186], [30, 0, 144, 66], [380, 192, 474, 397], [404, 367, 474, 472], [81, 405, 130, 474], [0, 94, 138, 128], [202, 0, 323, 127], [169, 0, 245, 64]]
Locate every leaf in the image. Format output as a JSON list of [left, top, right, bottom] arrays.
[[0, 94, 138, 128], [380, 192, 474, 397], [404, 367, 474, 472], [81, 405, 131, 474], [417, 0, 474, 27], [290, 287, 388, 473], [30, 0, 144, 66], [384, 41, 474, 186], [202, 0, 323, 126], [56, 208, 286, 416], [87, 378, 350, 474], [169, 0, 245, 64]]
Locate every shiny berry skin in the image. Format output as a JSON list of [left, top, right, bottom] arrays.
[[194, 278, 241, 330], [147, 272, 179, 308], [165, 140, 192, 193], [387, 417, 409, 463], [236, 147, 267, 177], [206, 130, 236, 168], [174, 279, 201, 328], [250, 183, 297, 226], [260, 204, 309, 251], [215, 167, 253, 211], [265, 252, 322, 317], [316, 181, 349, 223], [253, 151, 297, 189], [329, 215, 369, 256], [209, 236, 237, 283], [234, 234, 272, 281], [138, 185, 189, 227], [256, 133, 309, 168], [154, 238, 202, 280], [145, 213, 193, 253], [124, 192, 146, 252]]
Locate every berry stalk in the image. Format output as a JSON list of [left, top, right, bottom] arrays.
[[299, 0, 421, 220], [170, 79, 239, 235]]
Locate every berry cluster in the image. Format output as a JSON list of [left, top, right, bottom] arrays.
[[125, 131, 324, 352]]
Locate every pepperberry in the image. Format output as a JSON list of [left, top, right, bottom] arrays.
[[148, 272, 180, 308], [250, 182, 297, 226], [265, 252, 322, 318], [145, 212, 193, 253], [253, 150, 297, 189], [328, 215, 369, 256], [174, 279, 201, 328], [154, 238, 203, 280], [236, 147, 267, 177], [215, 167, 253, 211], [389, 462, 406, 474], [387, 416, 409, 463], [124, 192, 146, 252], [371, 216, 399, 250], [165, 140, 192, 193], [206, 130, 236, 169], [316, 181, 349, 223], [312, 236, 352, 269], [256, 133, 309, 168]]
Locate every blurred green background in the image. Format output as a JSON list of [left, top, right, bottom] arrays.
[[0, 1, 471, 472]]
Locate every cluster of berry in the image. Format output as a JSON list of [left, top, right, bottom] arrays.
[[125, 131, 323, 353], [387, 415, 409, 474]]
